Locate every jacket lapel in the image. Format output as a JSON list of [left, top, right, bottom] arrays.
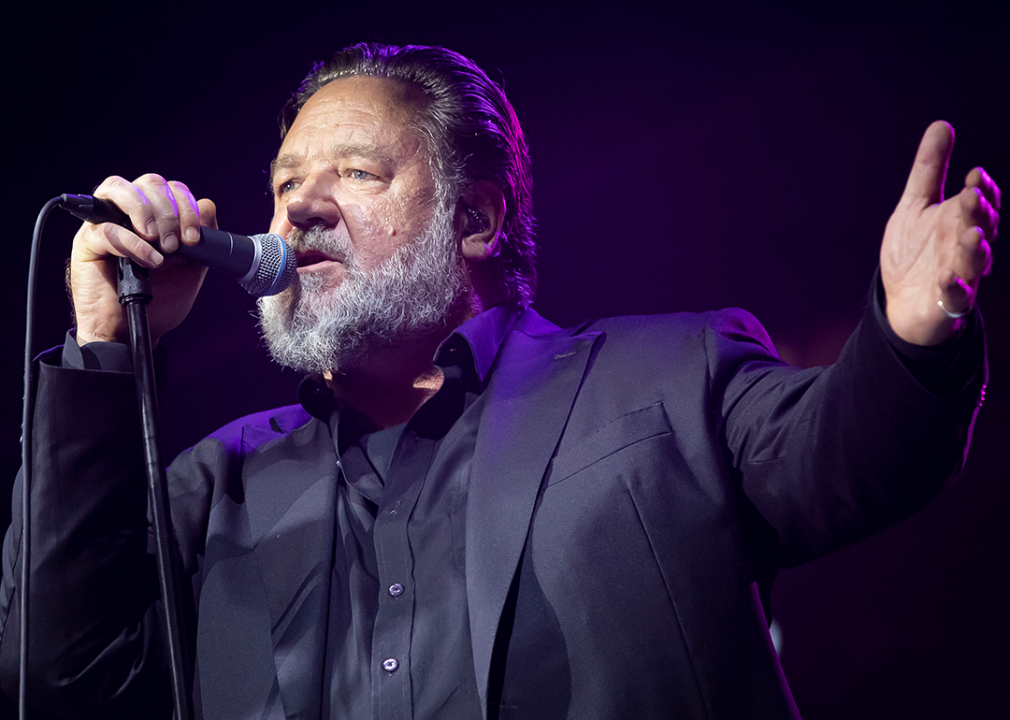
[[242, 413, 339, 720], [467, 313, 601, 714]]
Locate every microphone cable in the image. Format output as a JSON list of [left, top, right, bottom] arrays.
[[18, 196, 63, 720]]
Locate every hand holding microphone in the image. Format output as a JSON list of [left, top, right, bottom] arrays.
[[61, 194, 295, 297], [64, 174, 294, 346]]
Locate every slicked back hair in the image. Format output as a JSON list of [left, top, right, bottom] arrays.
[[280, 43, 536, 307]]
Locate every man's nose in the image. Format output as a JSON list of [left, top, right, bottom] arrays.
[[285, 175, 341, 230]]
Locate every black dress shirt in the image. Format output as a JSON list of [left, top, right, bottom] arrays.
[[298, 308, 518, 720]]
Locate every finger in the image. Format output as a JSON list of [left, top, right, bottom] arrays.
[[133, 173, 183, 253], [960, 186, 999, 243], [93, 175, 160, 240], [965, 166, 1001, 212], [952, 226, 993, 281], [902, 120, 954, 207], [197, 198, 218, 230], [168, 181, 203, 248], [77, 221, 165, 268], [938, 268, 974, 317]]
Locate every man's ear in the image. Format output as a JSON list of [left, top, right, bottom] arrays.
[[456, 180, 506, 263]]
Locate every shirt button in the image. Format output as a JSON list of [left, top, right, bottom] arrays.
[[388, 583, 404, 597], [382, 658, 399, 673]]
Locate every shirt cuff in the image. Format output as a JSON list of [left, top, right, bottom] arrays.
[[61, 330, 134, 372]]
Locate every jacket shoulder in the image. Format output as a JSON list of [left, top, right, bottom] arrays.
[[560, 308, 779, 365]]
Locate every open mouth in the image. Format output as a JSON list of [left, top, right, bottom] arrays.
[[296, 251, 339, 269]]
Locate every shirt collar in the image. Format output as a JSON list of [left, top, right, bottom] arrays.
[[433, 303, 523, 387], [298, 304, 524, 421]]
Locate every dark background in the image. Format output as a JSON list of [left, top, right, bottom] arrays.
[[2, 1, 1007, 717]]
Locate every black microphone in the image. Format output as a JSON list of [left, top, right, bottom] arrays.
[[58, 193, 296, 297]]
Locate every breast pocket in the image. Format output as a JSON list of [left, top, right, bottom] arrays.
[[547, 402, 673, 486]]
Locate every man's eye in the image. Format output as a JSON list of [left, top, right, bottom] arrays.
[[276, 179, 298, 195], [348, 169, 376, 181]]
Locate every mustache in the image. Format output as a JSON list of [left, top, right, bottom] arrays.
[[286, 226, 356, 269]]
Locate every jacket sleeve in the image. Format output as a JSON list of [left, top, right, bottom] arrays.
[[0, 348, 175, 718], [711, 293, 986, 568]]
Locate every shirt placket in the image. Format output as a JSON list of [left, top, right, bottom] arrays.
[[370, 431, 434, 720]]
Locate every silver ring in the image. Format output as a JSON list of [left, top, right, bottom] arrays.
[[938, 300, 969, 320]]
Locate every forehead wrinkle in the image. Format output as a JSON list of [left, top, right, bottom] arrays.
[[330, 141, 397, 166], [269, 141, 402, 184]]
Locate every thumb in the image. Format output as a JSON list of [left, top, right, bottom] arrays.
[[901, 120, 954, 206], [197, 198, 218, 230]]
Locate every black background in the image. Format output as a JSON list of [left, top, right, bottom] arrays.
[[2, 1, 1007, 717]]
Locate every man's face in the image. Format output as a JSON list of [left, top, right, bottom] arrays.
[[258, 76, 472, 374], [268, 75, 441, 284]]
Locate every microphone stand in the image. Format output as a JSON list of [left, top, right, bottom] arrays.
[[117, 257, 194, 720]]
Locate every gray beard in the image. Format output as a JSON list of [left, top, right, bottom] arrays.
[[257, 201, 472, 375]]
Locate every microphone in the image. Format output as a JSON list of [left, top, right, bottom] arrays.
[[58, 193, 296, 297]]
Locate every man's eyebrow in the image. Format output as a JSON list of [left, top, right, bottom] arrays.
[[269, 143, 396, 184], [269, 153, 300, 185]]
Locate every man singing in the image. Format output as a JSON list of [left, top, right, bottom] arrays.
[[0, 43, 999, 719]]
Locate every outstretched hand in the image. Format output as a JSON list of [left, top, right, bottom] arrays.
[[881, 121, 1000, 346]]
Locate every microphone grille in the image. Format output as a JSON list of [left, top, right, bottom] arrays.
[[241, 233, 297, 297]]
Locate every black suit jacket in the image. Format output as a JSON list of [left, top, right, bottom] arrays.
[[0, 304, 985, 719]]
